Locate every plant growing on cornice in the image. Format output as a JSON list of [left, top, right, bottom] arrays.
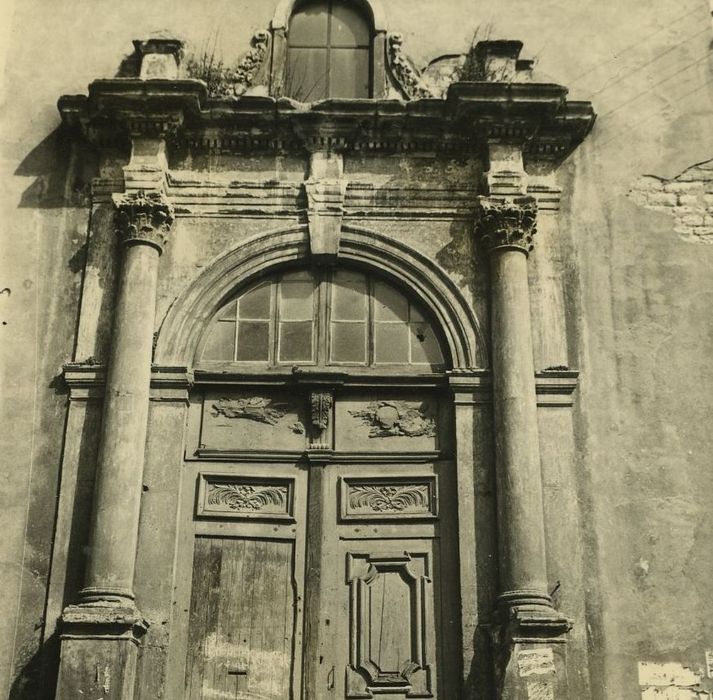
[[184, 34, 236, 96], [185, 31, 269, 97], [456, 23, 511, 82]]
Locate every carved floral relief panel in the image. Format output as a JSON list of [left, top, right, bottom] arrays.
[[197, 473, 294, 520], [199, 390, 307, 453], [341, 477, 438, 521]]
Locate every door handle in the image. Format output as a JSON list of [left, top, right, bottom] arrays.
[[326, 665, 335, 690]]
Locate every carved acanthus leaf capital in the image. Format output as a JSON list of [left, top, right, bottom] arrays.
[[113, 190, 174, 253], [475, 195, 537, 255]]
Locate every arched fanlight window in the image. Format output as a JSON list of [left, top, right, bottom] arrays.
[[199, 268, 446, 368], [285, 0, 372, 101]]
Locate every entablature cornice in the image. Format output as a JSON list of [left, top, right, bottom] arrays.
[[62, 363, 577, 405], [58, 80, 595, 168], [448, 369, 579, 406], [63, 363, 192, 402]]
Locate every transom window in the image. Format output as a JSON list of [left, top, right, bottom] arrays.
[[285, 0, 372, 101], [199, 268, 446, 368]]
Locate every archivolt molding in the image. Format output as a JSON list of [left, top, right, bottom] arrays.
[[154, 224, 485, 369], [271, 0, 388, 31]]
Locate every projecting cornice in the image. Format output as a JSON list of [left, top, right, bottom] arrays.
[[58, 79, 595, 167]]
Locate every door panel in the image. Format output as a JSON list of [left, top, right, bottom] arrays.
[[174, 388, 460, 699], [343, 546, 437, 699], [312, 462, 459, 700], [185, 536, 296, 700], [171, 462, 307, 700]]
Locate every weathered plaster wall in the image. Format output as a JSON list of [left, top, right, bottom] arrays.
[[1, 1, 712, 698]]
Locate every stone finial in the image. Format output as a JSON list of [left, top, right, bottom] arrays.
[[113, 190, 174, 254], [463, 40, 534, 83], [476, 195, 537, 254], [133, 38, 185, 80]]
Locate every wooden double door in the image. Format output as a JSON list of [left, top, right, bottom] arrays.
[[170, 387, 461, 699]]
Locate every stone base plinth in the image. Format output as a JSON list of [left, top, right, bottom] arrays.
[[56, 602, 148, 700], [493, 605, 572, 700]]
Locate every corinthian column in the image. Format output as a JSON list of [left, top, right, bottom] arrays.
[[476, 192, 570, 699], [57, 189, 173, 699]]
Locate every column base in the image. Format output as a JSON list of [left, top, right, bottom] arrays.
[[491, 602, 572, 700], [56, 601, 149, 700]]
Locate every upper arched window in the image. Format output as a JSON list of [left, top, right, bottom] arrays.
[[285, 0, 372, 101], [198, 268, 446, 369]]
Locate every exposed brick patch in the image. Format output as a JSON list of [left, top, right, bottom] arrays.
[[628, 158, 713, 244], [638, 660, 713, 699]]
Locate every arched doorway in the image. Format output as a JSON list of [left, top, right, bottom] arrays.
[[165, 261, 470, 699]]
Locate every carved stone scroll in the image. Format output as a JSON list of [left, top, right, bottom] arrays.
[[197, 474, 293, 519], [475, 195, 538, 255], [341, 477, 438, 520], [113, 189, 174, 254], [232, 30, 270, 96], [346, 552, 433, 698], [309, 390, 334, 450], [310, 391, 333, 431], [349, 401, 437, 438], [387, 33, 437, 101]]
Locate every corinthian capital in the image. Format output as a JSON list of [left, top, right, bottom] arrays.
[[476, 195, 537, 255], [113, 190, 174, 254]]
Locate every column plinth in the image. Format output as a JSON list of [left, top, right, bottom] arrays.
[[57, 189, 173, 699]]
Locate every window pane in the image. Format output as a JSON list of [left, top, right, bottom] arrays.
[[286, 48, 328, 101], [330, 0, 370, 47], [410, 323, 444, 365], [332, 271, 367, 320], [288, 0, 329, 45], [280, 277, 314, 320], [409, 304, 425, 323], [374, 324, 409, 363], [374, 281, 409, 322], [279, 321, 314, 362], [236, 321, 270, 361], [201, 321, 236, 361], [331, 322, 366, 363], [330, 48, 369, 98], [217, 300, 237, 322], [238, 283, 271, 320]]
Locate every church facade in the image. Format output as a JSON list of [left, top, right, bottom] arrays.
[[1, 1, 712, 699]]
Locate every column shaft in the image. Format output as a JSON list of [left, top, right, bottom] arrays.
[[490, 248, 549, 604], [57, 189, 173, 700], [82, 242, 159, 601]]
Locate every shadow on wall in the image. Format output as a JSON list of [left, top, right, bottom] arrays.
[[14, 128, 98, 209], [437, 219, 491, 349], [9, 633, 59, 700]]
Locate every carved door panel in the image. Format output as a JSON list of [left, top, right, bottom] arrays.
[[170, 463, 308, 700], [308, 462, 460, 700]]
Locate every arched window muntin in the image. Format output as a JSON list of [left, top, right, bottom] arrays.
[[285, 0, 373, 101], [197, 264, 449, 371]]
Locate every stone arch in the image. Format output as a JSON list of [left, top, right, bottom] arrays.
[[271, 0, 388, 32], [154, 223, 486, 369]]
